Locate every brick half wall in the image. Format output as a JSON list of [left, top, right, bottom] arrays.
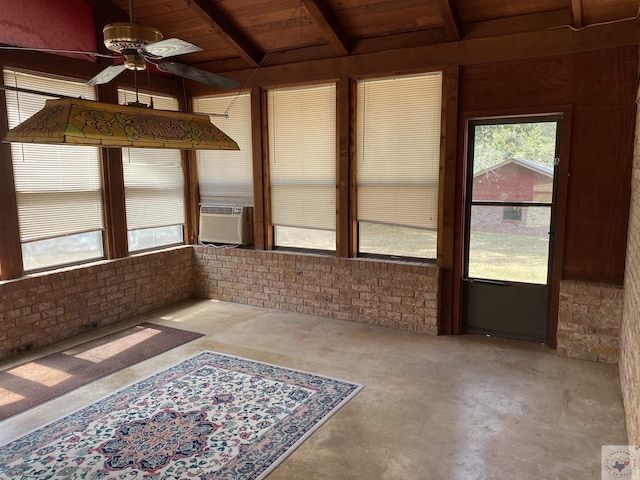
[[620, 85, 640, 446], [194, 246, 439, 334], [0, 246, 194, 361], [556, 280, 623, 364]]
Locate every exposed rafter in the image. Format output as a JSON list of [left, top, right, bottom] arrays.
[[85, 0, 130, 66], [464, 9, 573, 39], [86, 0, 129, 24], [190, 18, 637, 97], [435, 0, 462, 41], [571, 0, 584, 28], [185, 0, 263, 67], [301, 0, 350, 56]]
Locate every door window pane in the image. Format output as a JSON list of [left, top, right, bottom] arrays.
[[472, 123, 557, 203], [467, 205, 551, 284]]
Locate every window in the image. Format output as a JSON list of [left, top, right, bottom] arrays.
[[118, 89, 185, 252], [267, 84, 336, 251], [3, 69, 104, 271], [356, 72, 442, 259], [503, 206, 523, 221], [193, 93, 253, 206]]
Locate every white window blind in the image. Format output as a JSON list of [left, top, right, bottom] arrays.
[[357, 72, 442, 230], [193, 93, 253, 205], [118, 89, 185, 231], [268, 84, 336, 231], [3, 69, 103, 242]]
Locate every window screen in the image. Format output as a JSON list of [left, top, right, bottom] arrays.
[[356, 72, 442, 258], [3, 69, 104, 270], [118, 89, 185, 251], [193, 93, 253, 206], [267, 83, 336, 250]]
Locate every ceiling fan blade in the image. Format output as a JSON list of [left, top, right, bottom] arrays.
[[157, 62, 240, 90], [0, 45, 113, 58], [86, 64, 127, 86], [141, 38, 203, 58]]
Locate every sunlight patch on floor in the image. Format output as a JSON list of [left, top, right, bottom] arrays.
[[64, 327, 162, 363], [6, 364, 72, 388], [0, 387, 25, 407]]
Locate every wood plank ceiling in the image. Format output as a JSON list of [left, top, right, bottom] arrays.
[[95, 0, 639, 78]]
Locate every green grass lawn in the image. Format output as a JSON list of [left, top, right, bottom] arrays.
[[468, 230, 550, 284], [276, 224, 550, 284]]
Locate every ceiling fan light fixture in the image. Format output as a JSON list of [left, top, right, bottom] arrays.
[[123, 53, 147, 71]]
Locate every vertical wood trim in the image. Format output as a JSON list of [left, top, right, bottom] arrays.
[[548, 106, 573, 348], [261, 88, 274, 249], [0, 76, 24, 280], [0, 154, 22, 280], [571, 0, 583, 28], [101, 147, 128, 259], [251, 87, 266, 250], [97, 84, 128, 259], [452, 111, 472, 335], [183, 149, 199, 245], [438, 66, 460, 334], [349, 78, 359, 256], [336, 78, 351, 257], [179, 90, 199, 245]]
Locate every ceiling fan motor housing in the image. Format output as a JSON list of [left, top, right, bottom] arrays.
[[103, 22, 163, 54]]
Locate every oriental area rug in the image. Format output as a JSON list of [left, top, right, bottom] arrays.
[[0, 351, 363, 479]]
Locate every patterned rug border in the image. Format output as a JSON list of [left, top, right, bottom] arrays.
[[0, 351, 364, 479]]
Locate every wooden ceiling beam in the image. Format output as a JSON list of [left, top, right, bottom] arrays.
[[435, 0, 462, 41], [184, 0, 263, 67], [192, 29, 449, 75], [86, 0, 129, 24], [571, 0, 584, 28], [301, 0, 350, 56], [184, 18, 637, 96], [86, 0, 129, 59], [464, 9, 573, 39]]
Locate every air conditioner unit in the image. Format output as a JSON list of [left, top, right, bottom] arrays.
[[199, 205, 253, 245]]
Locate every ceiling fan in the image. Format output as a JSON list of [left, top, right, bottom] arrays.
[[86, 22, 239, 90], [0, 6, 239, 92]]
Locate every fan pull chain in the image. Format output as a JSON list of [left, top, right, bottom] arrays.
[[223, 51, 270, 117], [134, 67, 140, 105]]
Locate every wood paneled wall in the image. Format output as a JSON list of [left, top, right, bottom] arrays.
[[0, 39, 636, 337], [459, 47, 637, 285]]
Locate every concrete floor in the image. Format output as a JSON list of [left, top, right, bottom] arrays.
[[0, 299, 628, 479]]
